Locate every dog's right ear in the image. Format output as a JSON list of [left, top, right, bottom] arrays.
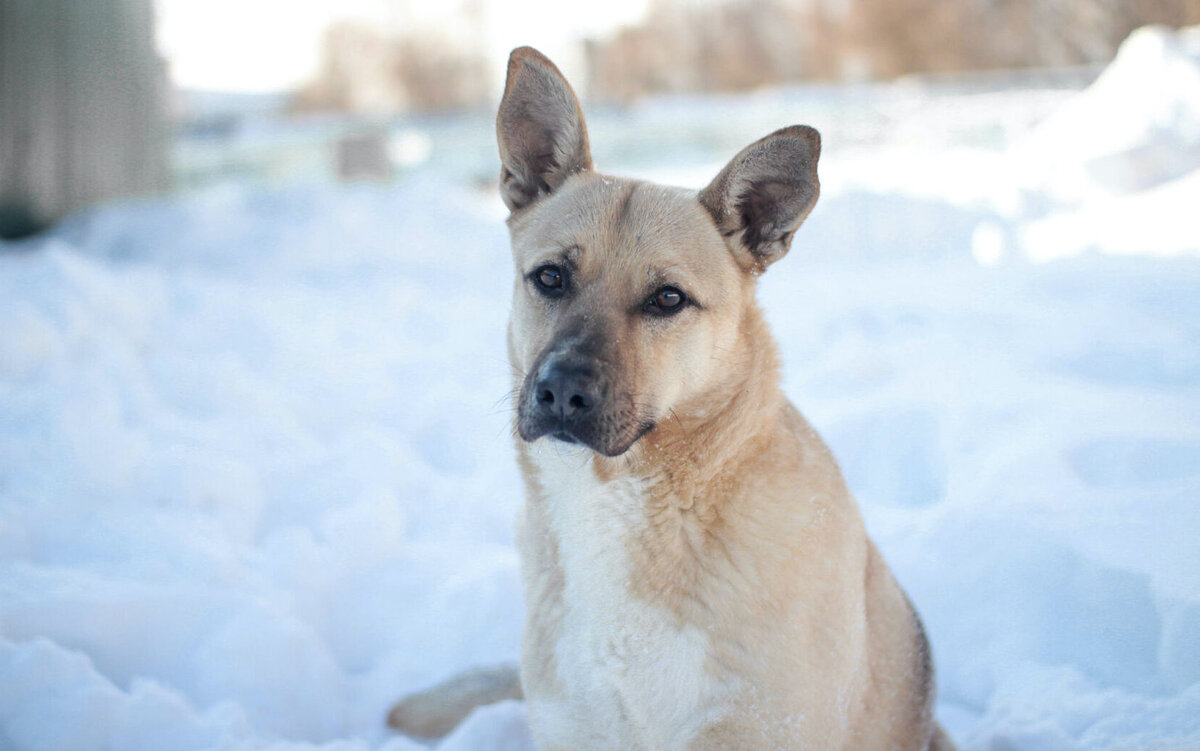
[[496, 47, 592, 212], [699, 125, 820, 273]]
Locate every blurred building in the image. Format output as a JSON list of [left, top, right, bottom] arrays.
[[0, 0, 168, 239]]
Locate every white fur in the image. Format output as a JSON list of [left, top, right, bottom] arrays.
[[523, 440, 734, 750]]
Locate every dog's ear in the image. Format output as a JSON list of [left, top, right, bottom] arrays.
[[496, 47, 592, 212], [699, 125, 820, 273]]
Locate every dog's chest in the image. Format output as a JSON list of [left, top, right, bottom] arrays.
[[521, 445, 728, 750]]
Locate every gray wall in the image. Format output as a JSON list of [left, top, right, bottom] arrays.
[[1, 0, 167, 239]]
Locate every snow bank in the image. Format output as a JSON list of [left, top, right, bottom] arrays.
[[1016, 24, 1200, 203], [1007, 26, 1200, 262], [1018, 167, 1200, 261], [799, 25, 1200, 266], [2, 25, 1200, 751], [0, 179, 526, 750]]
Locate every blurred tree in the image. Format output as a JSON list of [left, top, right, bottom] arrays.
[[292, 22, 489, 114], [843, 0, 1200, 78], [586, 0, 822, 101], [583, 0, 1200, 100], [0, 0, 167, 240]]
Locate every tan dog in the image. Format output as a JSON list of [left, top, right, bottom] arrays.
[[389, 47, 953, 751]]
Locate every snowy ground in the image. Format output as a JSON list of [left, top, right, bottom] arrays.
[[2, 25, 1200, 751]]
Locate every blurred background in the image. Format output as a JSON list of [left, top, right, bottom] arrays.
[[2, 3, 1200, 751], [2, 0, 1197, 237]]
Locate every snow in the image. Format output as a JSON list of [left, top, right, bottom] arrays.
[[1014, 24, 1200, 203], [2, 25, 1199, 751]]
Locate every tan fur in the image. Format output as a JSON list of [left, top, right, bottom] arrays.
[[388, 46, 952, 750], [386, 663, 522, 740]]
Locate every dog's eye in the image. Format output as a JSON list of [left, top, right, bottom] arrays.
[[532, 265, 566, 297], [645, 286, 687, 316]]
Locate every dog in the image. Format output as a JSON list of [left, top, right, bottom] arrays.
[[388, 46, 953, 751]]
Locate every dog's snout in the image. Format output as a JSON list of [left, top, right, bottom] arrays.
[[535, 360, 602, 421]]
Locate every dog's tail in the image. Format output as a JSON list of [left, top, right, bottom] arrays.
[[386, 662, 522, 741]]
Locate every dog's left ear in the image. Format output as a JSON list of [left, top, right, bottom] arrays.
[[496, 47, 593, 212], [699, 125, 820, 273]]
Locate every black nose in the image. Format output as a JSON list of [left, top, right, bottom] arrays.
[[534, 360, 602, 422]]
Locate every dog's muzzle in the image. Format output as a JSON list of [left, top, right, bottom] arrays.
[[519, 355, 608, 448], [518, 342, 656, 457]]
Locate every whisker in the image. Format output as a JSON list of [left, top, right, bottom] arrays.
[[492, 388, 522, 409], [668, 408, 685, 432]]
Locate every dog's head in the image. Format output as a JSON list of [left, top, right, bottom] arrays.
[[500, 47, 820, 457]]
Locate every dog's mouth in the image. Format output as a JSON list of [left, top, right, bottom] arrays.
[[550, 430, 578, 445], [519, 412, 656, 457]]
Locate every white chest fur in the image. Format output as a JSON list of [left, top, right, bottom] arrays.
[[520, 442, 731, 751]]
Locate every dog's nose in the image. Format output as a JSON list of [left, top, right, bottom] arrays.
[[534, 360, 601, 421]]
